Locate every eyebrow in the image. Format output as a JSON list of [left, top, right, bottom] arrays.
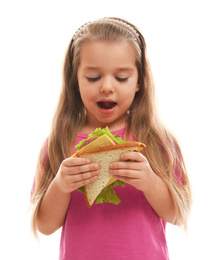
[[83, 66, 135, 72], [83, 67, 99, 71]]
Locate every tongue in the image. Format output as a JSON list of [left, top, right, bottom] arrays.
[[98, 102, 116, 109]]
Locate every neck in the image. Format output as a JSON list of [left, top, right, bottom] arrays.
[[80, 121, 126, 134]]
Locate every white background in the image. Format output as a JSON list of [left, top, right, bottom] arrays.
[[0, 0, 220, 259]]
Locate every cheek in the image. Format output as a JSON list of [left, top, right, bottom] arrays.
[[79, 85, 95, 107], [79, 88, 88, 103], [119, 91, 136, 109], [78, 80, 87, 95]]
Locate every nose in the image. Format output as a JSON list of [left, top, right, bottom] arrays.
[[100, 76, 114, 94]]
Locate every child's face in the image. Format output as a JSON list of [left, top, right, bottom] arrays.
[[77, 40, 139, 130]]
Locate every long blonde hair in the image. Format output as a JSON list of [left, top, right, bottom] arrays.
[[31, 17, 192, 237]]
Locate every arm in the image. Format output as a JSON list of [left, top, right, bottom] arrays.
[[109, 152, 176, 224], [142, 171, 176, 224], [37, 157, 99, 235]]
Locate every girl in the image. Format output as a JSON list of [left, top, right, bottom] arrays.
[[31, 17, 192, 259]]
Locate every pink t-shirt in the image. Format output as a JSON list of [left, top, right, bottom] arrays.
[[59, 128, 169, 260]]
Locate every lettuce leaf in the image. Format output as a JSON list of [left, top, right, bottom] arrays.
[[78, 181, 126, 205], [95, 180, 126, 205], [75, 126, 127, 151]]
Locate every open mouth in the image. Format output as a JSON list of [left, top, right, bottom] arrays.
[[97, 102, 117, 109]]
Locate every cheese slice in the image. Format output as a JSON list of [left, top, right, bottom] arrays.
[[72, 134, 116, 157]]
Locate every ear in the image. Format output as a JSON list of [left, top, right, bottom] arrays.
[[135, 83, 140, 92]]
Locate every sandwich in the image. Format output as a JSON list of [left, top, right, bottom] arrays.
[[72, 127, 145, 208]]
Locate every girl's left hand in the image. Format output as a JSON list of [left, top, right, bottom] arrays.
[[109, 151, 155, 192]]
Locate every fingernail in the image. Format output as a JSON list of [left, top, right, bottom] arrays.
[[94, 164, 99, 169]]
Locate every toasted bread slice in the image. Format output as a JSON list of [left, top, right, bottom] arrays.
[[75, 142, 145, 207]]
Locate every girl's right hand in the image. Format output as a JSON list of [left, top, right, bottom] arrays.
[[54, 157, 99, 193]]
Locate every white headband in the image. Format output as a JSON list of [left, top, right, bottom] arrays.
[[71, 17, 141, 46]]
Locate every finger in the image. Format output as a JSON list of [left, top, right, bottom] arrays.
[[72, 175, 98, 190], [63, 157, 90, 167], [64, 163, 99, 177], [71, 168, 100, 183], [110, 168, 139, 179], [111, 174, 142, 188], [120, 151, 146, 162], [110, 160, 140, 171], [112, 175, 134, 184]]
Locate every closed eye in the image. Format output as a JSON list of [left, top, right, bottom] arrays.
[[116, 77, 128, 82], [87, 77, 101, 82]]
